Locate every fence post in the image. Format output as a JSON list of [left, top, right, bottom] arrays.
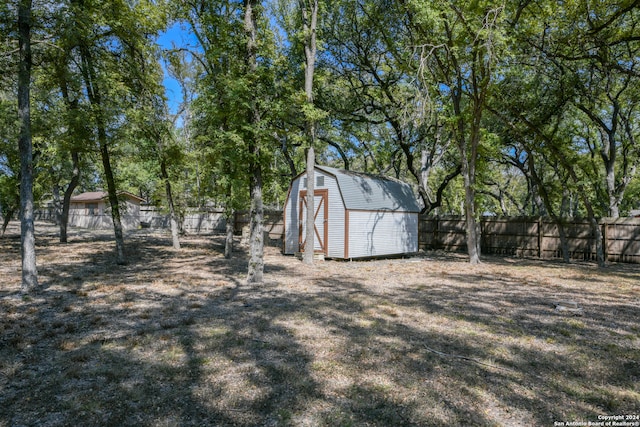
[[602, 218, 609, 263], [537, 217, 542, 259]]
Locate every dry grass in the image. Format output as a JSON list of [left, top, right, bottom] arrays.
[[1, 221, 639, 426]]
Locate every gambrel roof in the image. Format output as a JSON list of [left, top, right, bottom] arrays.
[[317, 166, 420, 213]]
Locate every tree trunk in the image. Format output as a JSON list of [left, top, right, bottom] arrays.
[[18, 0, 38, 291], [555, 188, 570, 262], [601, 128, 619, 218], [530, 179, 546, 216], [52, 180, 61, 226], [60, 151, 80, 243], [304, 147, 315, 264], [244, 0, 264, 284], [247, 161, 264, 283], [224, 210, 234, 259], [462, 159, 481, 264], [79, 44, 126, 264], [300, 0, 318, 265], [454, 97, 481, 265], [606, 165, 619, 218], [161, 159, 180, 250], [577, 105, 622, 219], [278, 134, 298, 178], [523, 147, 571, 262], [578, 189, 605, 267], [100, 138, 127, 264], [57, 63, 81, 244], [557, 154, 605, 267], [2, 204, 17, 236], [555, 151, 605, 267]]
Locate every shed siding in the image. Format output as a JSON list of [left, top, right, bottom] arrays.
[[326, 178, 345, 258], [284, 178, 302, 254], [284, 169, 343, 255], [347, 210, 418, 258], [122, 201, 140, 229]]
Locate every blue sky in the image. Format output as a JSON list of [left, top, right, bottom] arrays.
[[156, 22, 196, 115]]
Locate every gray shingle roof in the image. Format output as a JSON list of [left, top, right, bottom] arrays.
[[71, 191, 144, 203], [70, 191, 109, 202], [317, 166, 420, 212]]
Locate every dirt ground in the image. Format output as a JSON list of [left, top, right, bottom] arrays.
[[1, 221, 639, 426]]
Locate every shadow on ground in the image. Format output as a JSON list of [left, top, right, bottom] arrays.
[[0, 222, 638, 426]]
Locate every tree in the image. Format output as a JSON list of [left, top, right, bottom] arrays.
[[299, 0, 319, 265], [178, 0, 263, 266], [317, 0, 461, 214], [179, 1, 250, 258], [59, 151, 80, 242], [182, 0, 278, 280], [491, 77, 608, 266], [566, 3, 640, 218], [56, 0, 167, 264], [79, 40, 126, 263], [160, 140, 181, 250], [127, 93, 182, 250], [407, 0, 507, 264], [508, 0, 640, 220], [0, 92, 20, 236], [17, 0, 38, 290], [486, 0, 640, 267], [244, 0, 265, 283], [160, 47, 206, 249], [48, 57, 85, 243]]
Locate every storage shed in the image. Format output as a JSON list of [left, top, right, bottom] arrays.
[[283, 166, 421, 259]]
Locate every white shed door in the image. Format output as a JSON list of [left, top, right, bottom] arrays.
[[299, 189, 328, 255]]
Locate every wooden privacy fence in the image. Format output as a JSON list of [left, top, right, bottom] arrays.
[[140, 207, 284, 239], [34, 205, 640, 263], [140, 206, 226, 233], [419, 216, 640, 264], [233, 209, 285, 242]]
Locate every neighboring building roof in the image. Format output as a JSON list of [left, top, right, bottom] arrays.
[[316, 165, 421, 212], [71, 191, 144, 203], [71, 191, 108, 202]]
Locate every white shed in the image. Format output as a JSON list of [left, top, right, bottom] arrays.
[[283, 166, 421, 259]]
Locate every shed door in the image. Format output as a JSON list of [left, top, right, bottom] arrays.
[[299, 189, 328, 255]]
